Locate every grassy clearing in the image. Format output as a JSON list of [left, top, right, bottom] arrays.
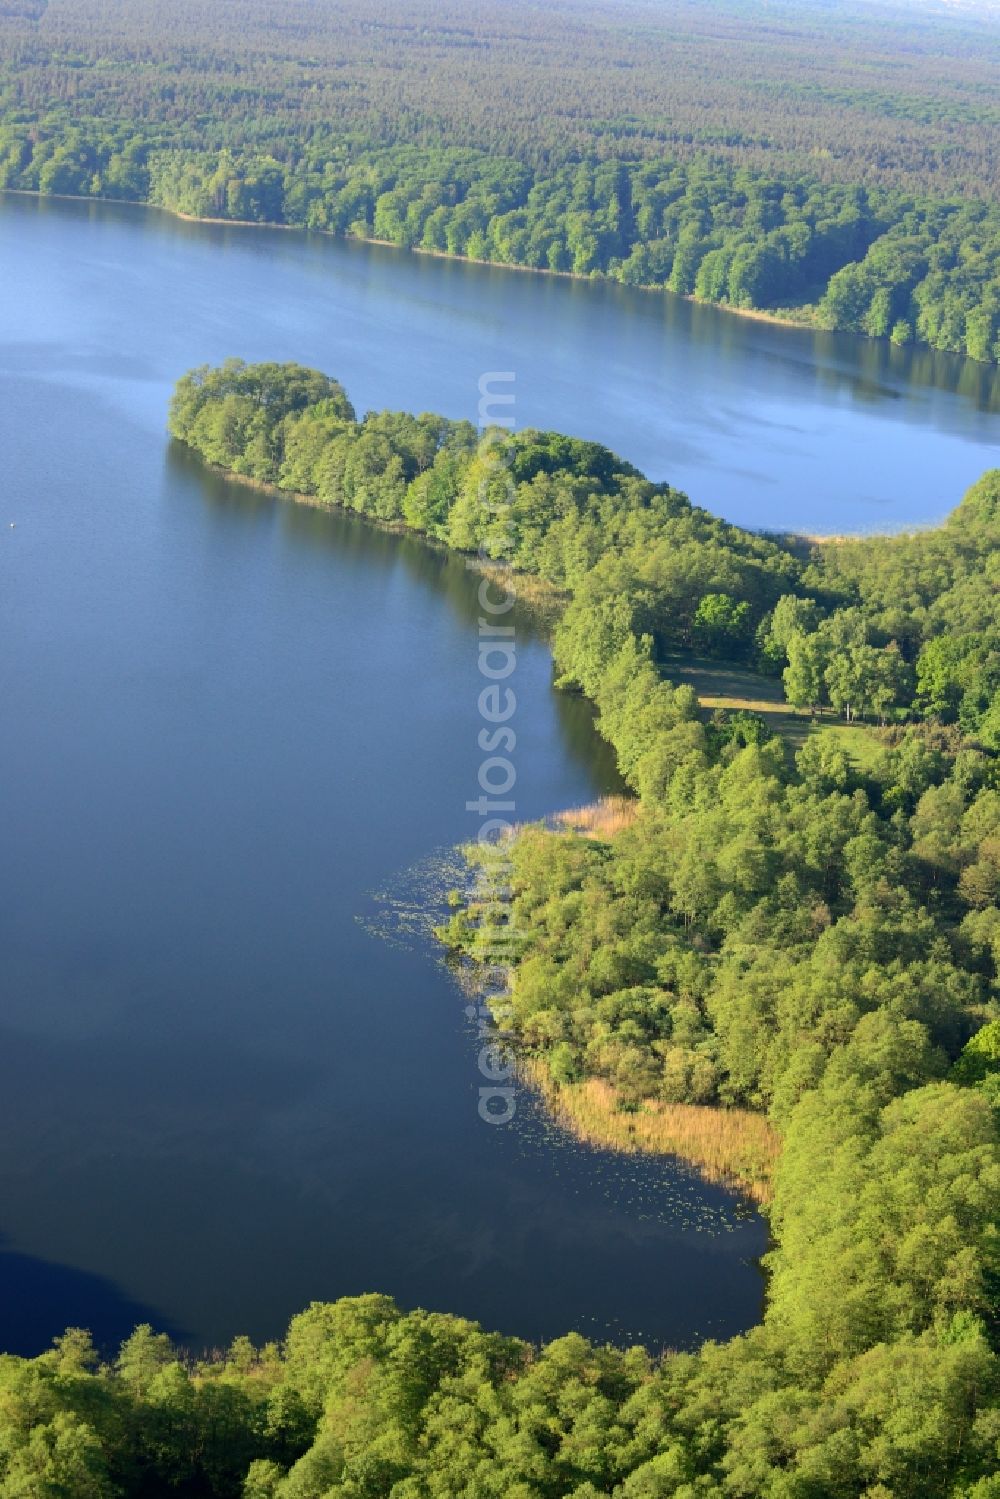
[[812, 721, 886, 773], [525, 1062, 779, 1204], [664, 654, 890, 766], [664, 653, 815, 749]]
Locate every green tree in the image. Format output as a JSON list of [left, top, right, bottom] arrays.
[[783, 630, 826, 711]]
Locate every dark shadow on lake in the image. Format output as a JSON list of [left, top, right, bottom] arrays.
[[0, 1235, 186, 1357]]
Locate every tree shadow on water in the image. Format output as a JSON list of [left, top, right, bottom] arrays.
[[0, 1234, 185, 1358]]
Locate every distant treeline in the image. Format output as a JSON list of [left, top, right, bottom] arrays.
[[5, 0, 1000, 193], [2, 0, 1000, 362], [4, 133, 1000, 365]]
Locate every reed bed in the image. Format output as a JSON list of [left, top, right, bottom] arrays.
[[526, 1063, 779, 1204], [553, 796, 640, 840], [469, 558, 568, 622]]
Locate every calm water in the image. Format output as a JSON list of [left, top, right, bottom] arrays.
[[2, 194, 998, 532], [0, 193, 772, 1357]]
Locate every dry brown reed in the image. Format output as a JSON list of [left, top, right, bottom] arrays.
[[553, 796, 640, 840], [526, 1063, 779, 1204]]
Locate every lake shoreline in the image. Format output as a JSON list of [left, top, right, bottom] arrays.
[[0, 187, 890, 349], [202, 452, 928, 548], [179, 453, 570, 613], [190, 443, 779, 1203], [173, 439, 904, 548], [5, 189, 992, 540]]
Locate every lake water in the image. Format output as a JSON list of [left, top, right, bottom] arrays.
[[0, 192, 775, 1357], [3, 194, 997, 534]]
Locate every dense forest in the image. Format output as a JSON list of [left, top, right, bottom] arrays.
[[167, 360, 1000, 743], [1, 358, 985, 1495], [1, 0, 1000, 361]]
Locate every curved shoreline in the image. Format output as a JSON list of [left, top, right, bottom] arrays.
[[171, 451, 570, 611], [179, 443, 780, 1203]]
